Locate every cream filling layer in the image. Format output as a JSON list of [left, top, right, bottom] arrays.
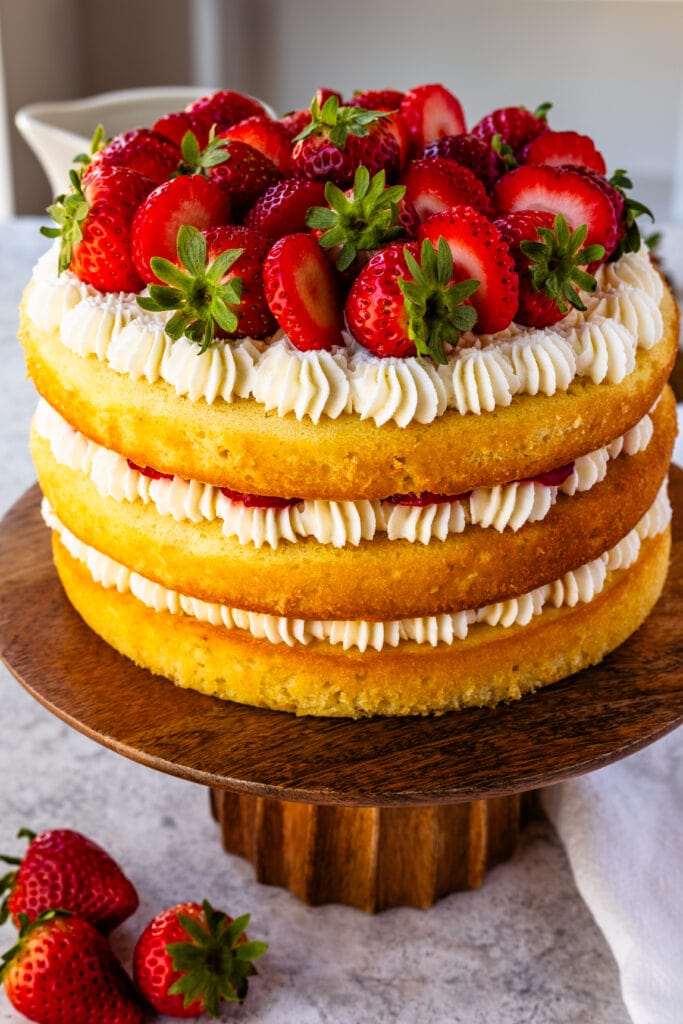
[[34, 399, 654, 549], [43, 484, 670, 653], [26, 245, 664, 427]]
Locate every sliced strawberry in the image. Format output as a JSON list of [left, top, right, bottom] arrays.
[[399, 84, 466, 156], [521, 130, 607, 174], [263, 233, 344, 351], [491, 164, 619, 257], [152, 109, 212, 149], [422, 132, 504, 188], [210, 138, 281, 218], [306, 166, 417, 273], [495, 210, 604, 327], [221, 115, 293, 175], [131, 174, 232, 284], [417, 206, 518, 334], [345, 237, 479, 360], [244, 178, 326, 240], [186, 89, 268, 132], [42, 166, 155, 292], [472, 103, 551, 156], [221, 488, 302, 508], [399, 156, 493, 221], [137, 223, 276, 345], [85, 128, 180, 185]]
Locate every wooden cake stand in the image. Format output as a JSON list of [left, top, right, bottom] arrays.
[[1, 472, 682, 913]]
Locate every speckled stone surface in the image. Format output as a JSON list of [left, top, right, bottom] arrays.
[[0, 218, 637, 1024]]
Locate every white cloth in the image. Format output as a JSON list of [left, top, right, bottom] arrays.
[[541, 403, 683, 1024]]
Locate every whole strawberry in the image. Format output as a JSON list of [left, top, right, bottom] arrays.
[[292, 94, 400, 187], [133, 899, 267, 1018], [1, 910, 144, 1024], [471, 102, 551, 157], [85, 128, 181, 185], [345, 237, 479, 361], [138, 223, 276, 348], [41, 165, 155, 292], [0, 828, 138, 934], [495, 210, 605, 327], [186, 89, 268, 133]]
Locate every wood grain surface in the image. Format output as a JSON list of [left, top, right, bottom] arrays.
[[1, 473, 682, 808]]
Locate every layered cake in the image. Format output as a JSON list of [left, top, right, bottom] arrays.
[[20, 84, 678, 716]]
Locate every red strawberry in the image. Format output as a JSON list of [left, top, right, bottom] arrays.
[[85, 128, 181, 185], [244, 177, 327, 240], [306, 166, 417, 273], [491, 164, 619, 257], [521, 130, 607, 174], [495, 210, 605, 327], [132, 899, 267, 1018], [279, 108, 312, 139], [137, 223, 276, 346], [350, 88, 405, 110], [131, 174, 232, 284], [399, 156, 493, 221], [263, 233, 344, 350], [292, 95, 400, 187], [186, 89, 268, 132], [399, 84, 466, 156], [345, 237, 479, 360], [422, 132, 505, 188], [41, 165, 155, 292], [0, 828, 138, 934], [472, 103, 551, 156], [153, 109, 212, 149], [417, 206, 518, 334], [220, 115, 293, 174], [1, 910, 143, 1024], [314, 86, 344, 107], [209, 138, 282, 218]]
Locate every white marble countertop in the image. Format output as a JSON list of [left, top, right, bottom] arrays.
[[0, 217, 662, 1024]]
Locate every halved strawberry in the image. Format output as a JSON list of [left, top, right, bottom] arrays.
[[399, 156, 493, 222], [422, 132, 505, 188], [399, 84, 466, 156], [471, 103, 551, 156], [221, 115, 293, 174], [244, 178, 327, 240], [417, 206, 518, 334], [85, 128, 181, 185], [521, 130, 607, 174], [491, 164, 619, 257], [138, 223, 276, 346], [263, 233, 344, 351], [292, 95, 400, 186], [345, 237, 479, 361], [495, 210, 605, 327], [131, 174, 232, 284], [42, 166, 155, 292], [186, 90, 268, 131], [306, 166, 417, 273]]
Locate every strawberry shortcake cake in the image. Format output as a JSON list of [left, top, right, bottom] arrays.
[[21, 84, 678, 716]]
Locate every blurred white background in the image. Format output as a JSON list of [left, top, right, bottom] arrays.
[[1, 0, 683, 230]]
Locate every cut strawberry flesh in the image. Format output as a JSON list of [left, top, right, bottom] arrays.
[[263, 233, 343, 351]]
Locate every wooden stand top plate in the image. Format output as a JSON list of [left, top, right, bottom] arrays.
[[1, 473, 682, 808]]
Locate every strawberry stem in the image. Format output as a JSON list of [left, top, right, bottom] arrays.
[[399, 238, 479, 363], [137, 225, 244, 352], [294, 95, 391, 149], [40, 169, 90, 274], [519, 213, 604, 313], [165, 900, 267, 1017]]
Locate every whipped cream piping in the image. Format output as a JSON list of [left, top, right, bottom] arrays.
[[35, 399, 655, 546], [42, 484, 671, 653], [34, 400, 655, 549], [27, 243, 665, 426]]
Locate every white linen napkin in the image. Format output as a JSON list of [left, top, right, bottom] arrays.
[[541, 403, 683, 1024]]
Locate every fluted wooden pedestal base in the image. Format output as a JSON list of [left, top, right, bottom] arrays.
[[210, 789, 523, 912]]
